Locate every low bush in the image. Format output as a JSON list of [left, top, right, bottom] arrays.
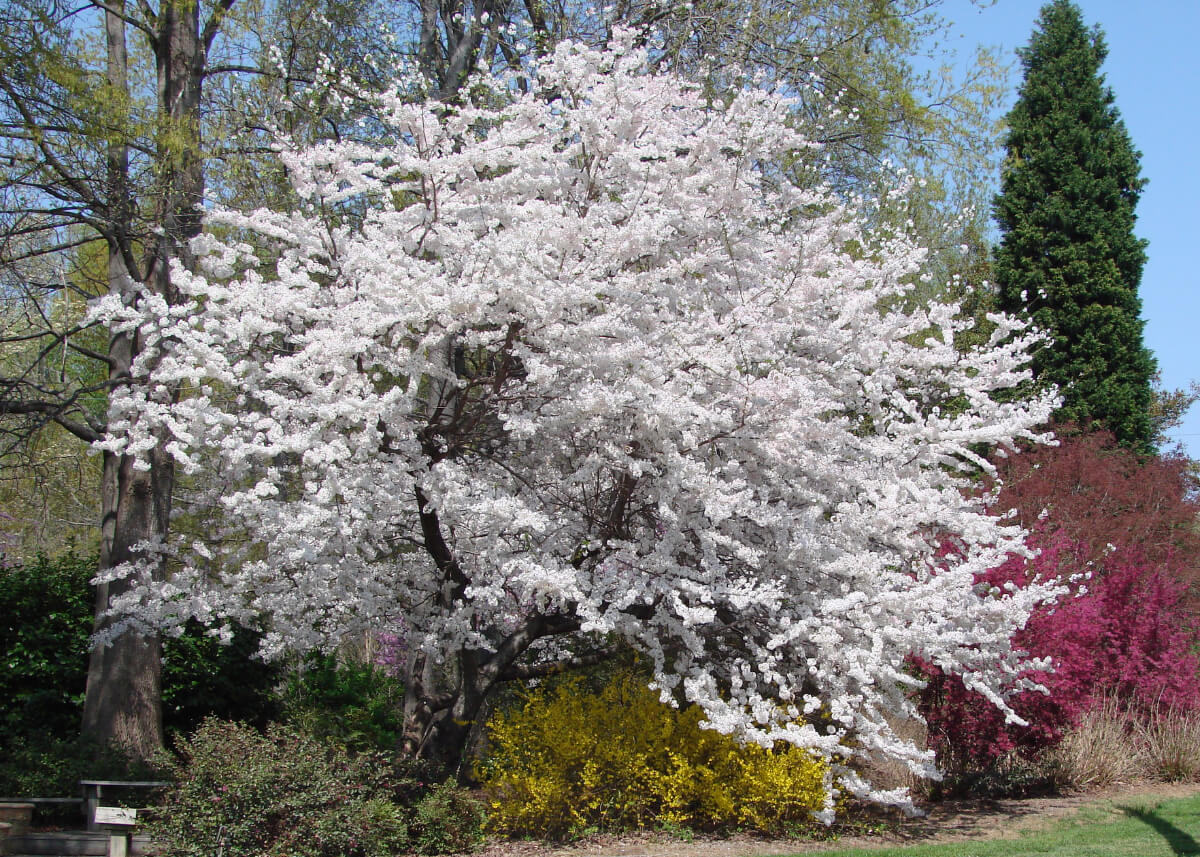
[[149, 718, 482, 857], [411, 782, 487, 854], [918, 534, 1200, 786], [478, 672, 829, 838]]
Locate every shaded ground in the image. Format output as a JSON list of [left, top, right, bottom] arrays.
[[472, 782, 1200, 857]]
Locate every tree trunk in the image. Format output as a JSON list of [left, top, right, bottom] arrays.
[[400, 611, 585, 779], [80, 0, 206, 762], [81, 0, 165, 763], [81, 252, 173, 761], [81, 446, 168, 759], [401, 649, 488, 782]]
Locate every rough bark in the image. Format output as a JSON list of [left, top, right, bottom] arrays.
[[401, 617, 583, 780], [79, 248, 170, 758], [80, 0, 208, 761]]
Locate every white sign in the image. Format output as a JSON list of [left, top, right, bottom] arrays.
[[94, 806, 137, 826]]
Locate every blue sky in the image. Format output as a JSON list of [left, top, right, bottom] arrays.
[[939, 0, 1199, 457]]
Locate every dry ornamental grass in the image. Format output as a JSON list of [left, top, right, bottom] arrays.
[[1048, 699, 1200, 790]]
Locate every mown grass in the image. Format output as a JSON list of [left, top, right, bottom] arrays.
[[792, 791, 1200, 857]]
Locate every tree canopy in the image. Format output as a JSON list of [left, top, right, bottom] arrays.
[[992, 0, 1155, 451], [94, 37, 1058, 807]]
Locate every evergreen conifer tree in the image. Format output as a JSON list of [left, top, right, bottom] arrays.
[[993, 0, 1156, 451]]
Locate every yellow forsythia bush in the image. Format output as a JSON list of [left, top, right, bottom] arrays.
[[478, 672, 829, 837]]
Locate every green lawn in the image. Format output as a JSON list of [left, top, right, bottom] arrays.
[[790, 792, 1200, 857]]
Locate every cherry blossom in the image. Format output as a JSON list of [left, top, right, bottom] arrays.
[[93, 34, 1058, 813]]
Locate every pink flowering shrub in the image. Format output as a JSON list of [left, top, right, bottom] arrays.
[[919, 532, 1200, 774], [374, 630, 409, 678], [990, 428, 1200, 609], [918, 431, 1200, 780]]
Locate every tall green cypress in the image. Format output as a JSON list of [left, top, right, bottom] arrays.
[[993, 0, 1156, 451]]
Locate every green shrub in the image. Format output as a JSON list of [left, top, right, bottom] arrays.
[[0, 553, 156, 802], [412, 782, 486, 855], [162, 620, 283, 734], [0, 552, 93, 739], [0, 733, 162, 799], [279, 653, 406, 752], [150, 718, 481, 857], [0, 552, 281, 748], [478, 672, 829, 838]]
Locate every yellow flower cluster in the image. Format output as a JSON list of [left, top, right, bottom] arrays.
[[479, 673, 828, 837]]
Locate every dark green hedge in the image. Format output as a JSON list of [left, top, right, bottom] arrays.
[[0, 552, 281, 747]]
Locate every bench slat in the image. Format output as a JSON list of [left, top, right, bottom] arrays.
[[94, 806, 138, 827]]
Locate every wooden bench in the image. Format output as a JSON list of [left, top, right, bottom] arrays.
[[93, 806, 138, 857], [0, 796, 82, 808], [80, 781, 169, 831], [0, 802, 34, 836]]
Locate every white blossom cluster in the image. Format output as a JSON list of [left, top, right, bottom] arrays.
[[93, 35, 1059, 810]]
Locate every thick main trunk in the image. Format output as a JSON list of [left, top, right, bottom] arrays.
[[399, 612, 585, 780], [81, 0, 166, 764], [401, 649, 488, 782], [81, 0, 205, 763], [81, 324, 169, 760], [80, 446, 166, 758], [80, 251, 173, 761]]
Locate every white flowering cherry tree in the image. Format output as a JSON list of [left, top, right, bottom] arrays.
[[93, 36, 1058, 810]]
